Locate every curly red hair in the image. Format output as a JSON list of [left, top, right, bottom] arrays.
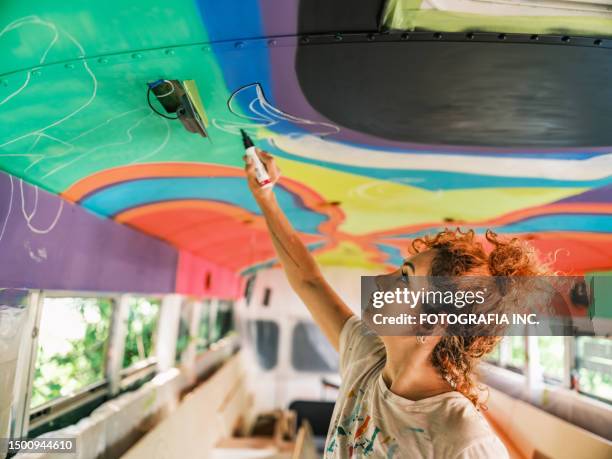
[[410, 228, 548, 409]]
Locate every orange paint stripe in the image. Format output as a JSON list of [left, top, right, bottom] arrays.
[[117, 199, 327, 266], [62, 162, 346, 233], [116, 199, 257, 224]]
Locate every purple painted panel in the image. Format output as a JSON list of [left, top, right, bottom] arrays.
[[0, 170, 177, 293], [556, 184, 612, 204]]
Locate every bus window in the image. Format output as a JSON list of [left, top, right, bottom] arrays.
[[31, 297, 112, 408], [213, 300, 234, 342], [175, 305, 191, 363], [576, 336, 612, 402], [122, 297, 160, 369], [246, 320, 279, 370], [507, 336, 526, 373], [291, 321, 338, 373], [196, 300, 210, 353], [538, 336, 565, 383], [485, 342, 501, 364]]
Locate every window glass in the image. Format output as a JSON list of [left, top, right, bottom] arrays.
[[122, 297, 160, 369], [576, 336, 612, 402], [538, 336, 565, 382], [507, 336, 526, 371], [291, 321, 338, 372], [175, 305, 191, 363], [246, 320, 279, 370], [213, 300, 234, 342], [31, 297, 112, 408], [196, 301, 210, 352], [1, 289, 30, 437], [485, 342, 500, 363]]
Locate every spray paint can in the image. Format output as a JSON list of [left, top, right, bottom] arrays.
[[241, 129, 272, 188]]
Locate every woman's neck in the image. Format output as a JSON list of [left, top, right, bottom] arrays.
[[381, 340, 453, 401]]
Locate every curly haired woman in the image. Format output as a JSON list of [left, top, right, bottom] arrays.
[[244, 150, 545, 458]]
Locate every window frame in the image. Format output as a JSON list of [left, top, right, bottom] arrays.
[[290, 320, 339, 374], [24, 291, 117, 434], [11, 291, 236, 442], [484, 333, 611, 406]]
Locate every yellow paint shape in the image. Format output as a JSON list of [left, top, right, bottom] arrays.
[[275, 156, 586, 235], [315, 241, 386, 270]]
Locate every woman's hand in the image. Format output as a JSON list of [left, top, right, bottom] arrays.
[[243, 149, 280, 202]]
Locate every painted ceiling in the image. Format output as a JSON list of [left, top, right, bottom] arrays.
[[1, 0, 611, 277]]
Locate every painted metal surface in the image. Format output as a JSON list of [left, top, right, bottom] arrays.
[[0, 170, 178, 292], [0, 0, 610, 284]]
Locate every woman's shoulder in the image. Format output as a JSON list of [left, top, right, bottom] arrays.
[[433, 396, 508, 458]]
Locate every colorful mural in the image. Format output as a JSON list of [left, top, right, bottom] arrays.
[[1, 0, 611, 293]]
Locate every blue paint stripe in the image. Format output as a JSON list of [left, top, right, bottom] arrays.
[[388, 214, 612, 239], [81, 177, 327, 234], [376, 244, 405, 267], [495, 214, 612, 234]]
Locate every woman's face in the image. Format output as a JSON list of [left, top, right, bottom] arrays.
[[375, 249, 436, 291], [373, 249, 441, 348]]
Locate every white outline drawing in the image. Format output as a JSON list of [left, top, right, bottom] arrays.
[[0, 173, 64, 244], [0, 175, 13, 242], [0, 16, 171, 180], [19, 179, 63, 234], [212, 83, 339, 138]]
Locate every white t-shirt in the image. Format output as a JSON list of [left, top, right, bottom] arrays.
[[324, 316, 509, 459]]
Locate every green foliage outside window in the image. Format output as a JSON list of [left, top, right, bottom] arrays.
[[212, 300, 234, 343], [196, 302, 210, 352], [485, 342, 500, 363], [122, 297, 160, 369], [175, 309, 191, 363], [538, 336, 565, 381], [576, 336, 612, 402], [508, 336, 526, 371], [31, 298, 112, 408]]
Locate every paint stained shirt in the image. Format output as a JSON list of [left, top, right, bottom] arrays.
[[324, 316, 509, 459]]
